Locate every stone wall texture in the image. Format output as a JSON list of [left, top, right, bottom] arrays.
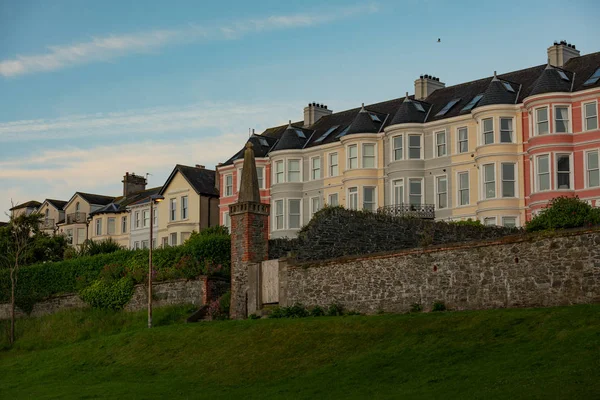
[[269, 207, 519, 262], [0, 277, 220, 320], [281, 230, 600, 314]]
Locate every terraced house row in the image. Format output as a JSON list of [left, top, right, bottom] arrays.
[[10, 166, 219, 249], [217, 41, 600, 238]]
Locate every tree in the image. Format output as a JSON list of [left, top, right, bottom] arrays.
[[0, 212, 42, 345]]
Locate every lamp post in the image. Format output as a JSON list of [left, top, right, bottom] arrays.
[[148, 194, 164, 328]]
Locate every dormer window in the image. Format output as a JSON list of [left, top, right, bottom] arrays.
[[435, 98, 460, 117], [258, 137, 269, 147], [369, 113, 381, 123], [413, 102, 425, 112], [295, 129, 306, 139], [314, 125, 339, 143], [461, 94, 483, 112], [502, 81, 515, 93], [583, 67, 600, 86], [557, 70, 569, 81]]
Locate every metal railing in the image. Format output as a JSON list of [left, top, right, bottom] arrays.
[[377, 203, 435, 219], [66, 212, 87, 224], [39, 219, 55, 230]]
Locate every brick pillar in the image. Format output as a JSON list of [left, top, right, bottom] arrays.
[[229, 142, 270, 319]]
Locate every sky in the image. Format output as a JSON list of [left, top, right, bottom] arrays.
[[1, 0, 599, 217]]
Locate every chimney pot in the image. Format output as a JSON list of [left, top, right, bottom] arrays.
[[304, 101, 333, 127], [548, 40, 580, 67], [420, 75, 423, 79], [196, 164, 205, 169]]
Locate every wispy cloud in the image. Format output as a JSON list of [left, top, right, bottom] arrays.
[[0, 101, 298, 142], [0, 4, 379, 78]]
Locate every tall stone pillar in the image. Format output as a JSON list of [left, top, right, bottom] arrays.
[[229, 142, 270, 319]]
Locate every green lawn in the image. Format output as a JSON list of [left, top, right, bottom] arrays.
[[1, 304, 599, 399]]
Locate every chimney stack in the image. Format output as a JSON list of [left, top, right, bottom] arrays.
[[303, 102, 333, 127], [547, 41, 580, 67], [122, 172, 147, 197], [195, 164, 205, 169], [414, 74, 445, 101]]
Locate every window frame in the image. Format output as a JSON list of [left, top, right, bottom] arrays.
[[553, 105, 571, 134], [287, 159, 302, 182], [499, 117, 514, 143], [310, 156, 321, 181], [583, 101, 598, 132], [535, 107, 549, 135], [310, 196, 321, 218], [181, 195, 188, 220], [328, 193, 339, 207], [501, 162, 516, 198], [457, 171, 470, 206], [535, 154, 551, 192], [482, 163, 496, 200], [555, 152, 573, 190], [107, 217, 116, 235], [435, 130, 447, 157], [392, 135, 403, 161], [224, 174, 233, 197], [408, 178, 423, 206], [362, 143, 376, 168], [95, 218, 102, 236], [362, 186, 377, 212], [502, 216, 518, 228], [135, 211, 141, 228], [392, 179, 404, 205], [435, 175, 448, 209], [328, 152, 339, 177], [408, 134, 422, 160], [170, 232, 178, 246], [483, 217, 497, 226], [223, 211, 231, 229], [457, 127, 468, 154], [143, 210, 150, 228], [585, 150, 600, 188], [287, 198, 302, 230], [256, 166, 265, 189], [347, 144, 358, 170], [347, 187, 358, 210], [482, 117, 494, 145], [274, 199, 284, 230], [121, 216, 127, 234], [169, 198, 177, 222], [274, 160, 284, 184]]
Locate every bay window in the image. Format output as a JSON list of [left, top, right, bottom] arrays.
[[393, 136, 403, 160], [363, 187, 376, 212], [458, 172, 469, 206], [408, 135, 421, 159], [554, 106, 569, 133], [483, 164, 495, 199], [584, 102, 598, 131], [393, 179, 404, 205], [329, 153, 339, 177], [348, 187, 358, 210], [501, 163, 515, 198], [536, 107, 549, 135], [362, 144, 376, 168], [287, 159, 301, 182], [347, 145, 358, 169], [587, 151, 599, 188], [483, 118, 494, 144], [288, 199, 301, 229], [436, 176, 447, 209], [408, 178, 422, 205], [500, 118, 513, 143], [556, 154, 571, 189]]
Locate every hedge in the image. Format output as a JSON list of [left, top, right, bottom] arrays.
[[0, 230, 230, 313]]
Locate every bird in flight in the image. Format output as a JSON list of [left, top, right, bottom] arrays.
[[437, 38, 441, 43]]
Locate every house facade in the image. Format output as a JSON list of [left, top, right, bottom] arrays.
[[9, 200, 41, 219], [157, 164, 219, 247], [57, 193, 115, 246], [127, 197, 160, 249], [37, 199, 67, 234], [218, 41, 600, 238]]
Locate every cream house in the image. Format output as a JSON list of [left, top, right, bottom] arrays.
[[37, 199, 67, 234], [9, 201, 41, 219], [157, 164, 219, 247], [57, 192, 115, 246]]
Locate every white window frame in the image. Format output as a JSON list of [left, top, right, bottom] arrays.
[[328, 152, 339, 177], [135, 211, 141, 228], [310, 196, 321, 218], [535, 107, 549, 135], [408, 178, 424, 206], [169, 198, 177, 222], [362, 186, 377, 212], [501, 162, 517, 198], [347, 187, 358, 210], [224, 174, 233, 197], [483, 217, 497, 226], [107, 217, 116, 235], [555, 152, 573, 190], [170, 232, 178, 246], [482, 163, 496, 200], [256, 166, 265, 189], [392, 179, 404, 205], [181, 196, 188, 220], [392, 135, 403, 161], [274, 160, 284, 184], [134, 241, 140, 250], [347, 144, 358, 169], [457, 127, 468, 154], [362, 143, 376, 168], [482, 118, 494, 145], [408, 134, 422, 160], [457, 171, 469, 206], [287, 198, 302, 230], [583, 101, 598, 132], [237, 168, 242, 190], [535, 154, 551, 192], [585, 150, 600, 188], [121, 216, 127, 234], [328, 193, 339, 207], [287, 159, 301, 182], [143, 210, 150, 228], [274, 199, 284, 230], [223, 211, 231, 229], [95, 218, 102, 236], [502, 216, 518, 228], [435, 175, 448, 209], [500, 117, 514, 143], [435, 130, 447, 157], [310, 156, 321, 180], [553, 105, 571, 134]]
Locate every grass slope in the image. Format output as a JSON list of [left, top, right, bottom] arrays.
[[1, 304, 599, 399]]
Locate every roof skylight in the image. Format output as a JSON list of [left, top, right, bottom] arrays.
[[461, 94, 484, 112], [502, 81, 515, 93], [258, 137, 269, 147], [413, 102, 425, 112], [335, 125, 351, 139], [314, 125, 339, 143], [435, 98, 461, 116], [557, 70, 570, 81], [583, 67, 600, 86], [295, 129, 306, 139], [369, 113, 381, 123]]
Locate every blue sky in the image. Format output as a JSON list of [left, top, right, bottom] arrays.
[[1, 0, 599, 217]]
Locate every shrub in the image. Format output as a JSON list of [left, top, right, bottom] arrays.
[[448, 218, 483, 227], [410, 303, 423, 313], [268, 303, 309, 319], [80, 238, 124, 256], [526, 196, 600, 232], [326, 303, 344, 317], [309, 305, 325, 317], [79, 277, 134, 310], [248, 313, 261, 320], [432, 301, 447, 312]]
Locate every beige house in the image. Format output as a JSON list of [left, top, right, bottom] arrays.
[[37, 199, 67, 234], [157, 164, 219, 247], [9, 200, 41, 219], [57, 192, 115, 246]]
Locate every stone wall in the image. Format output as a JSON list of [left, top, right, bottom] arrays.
[[269, 207, 519, 262], [0, 277, 226, 320], [280, 229, 600, 314]]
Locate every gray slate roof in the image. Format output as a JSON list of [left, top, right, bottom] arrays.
[[159, 165, 218, 197]]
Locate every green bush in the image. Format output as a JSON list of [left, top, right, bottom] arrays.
[[410, 303, 423, 313], [309, 305, 325, 317], [448, 218, 483, 227], [269, 303, 310, 319], [326, 303, 344, 317], [79, 277, 134, 310], [79, 238, 124, 256], [526, 196, 600, 232], [432, 301, 447, 312]]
